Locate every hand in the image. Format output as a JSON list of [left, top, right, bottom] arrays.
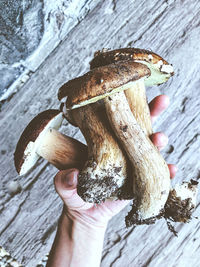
[[47, 95, 177, 267], [54, 95, 177, 228]]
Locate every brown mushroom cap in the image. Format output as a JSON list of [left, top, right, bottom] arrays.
[[90, 48, 174, 86], [14, 109, 63, 175], [58, 61, 150, 109], [90, 48, 169, 67]]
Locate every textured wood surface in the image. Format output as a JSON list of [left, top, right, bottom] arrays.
[[0, 0, 200, 266]]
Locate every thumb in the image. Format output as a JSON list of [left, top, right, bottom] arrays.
[[54, 169, 93, 210]]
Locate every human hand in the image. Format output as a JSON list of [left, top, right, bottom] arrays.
[[54, 95, 177, 229]]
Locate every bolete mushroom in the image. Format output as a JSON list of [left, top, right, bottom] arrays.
[[14, 109, 87, 175], [89, 48, 198, 225], [88, 48, 173, 222], [90, 48, 174, 136], [14, 48, 198, 230], [58, 49, 198, 225], [59, 61, 151, 203], [58, 57, 172, 222]]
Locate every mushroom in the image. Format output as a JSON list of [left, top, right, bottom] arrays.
[[14, 109, 87, 176], [90, 48, 174, 136], [88, 48, 173, 222], [89, 48, 198, 225], [58, 61, 151, 203], [14, 48, 198, 228], [58, 57, 172, 222]]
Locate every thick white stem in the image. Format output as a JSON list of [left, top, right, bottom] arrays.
[[104, 91, 170, 220], [70, 103, 128, 203], [124, 80, 152, 136], [36, 128, 87, 170]]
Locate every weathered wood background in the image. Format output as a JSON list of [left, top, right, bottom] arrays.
[[0, 0, 200, 266]]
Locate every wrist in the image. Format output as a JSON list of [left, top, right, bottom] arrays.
[[60, 207, 107, 267], [62, 206, 108, 232]]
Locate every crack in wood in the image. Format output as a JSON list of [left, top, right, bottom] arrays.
[[0, 196, 27, 236], [41, 221, 58, 245], [180, 96, 188, 113], [110, 239, 127, 267]]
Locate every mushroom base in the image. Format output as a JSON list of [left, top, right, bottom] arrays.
[[164, 185, 197, 223], [125, 180, 198, 233], [125, 199, 160, 227], [77, 159, 126, 203], [125, 196, 195, 227], [77, 175, 119, 203]]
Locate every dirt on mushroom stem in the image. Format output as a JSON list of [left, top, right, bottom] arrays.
[[89, 48, 173, 224], [104, 91, 171, 221], [70, 102, 130, 203]]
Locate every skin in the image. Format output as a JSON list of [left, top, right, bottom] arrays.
[[46, 95, 177, 267]]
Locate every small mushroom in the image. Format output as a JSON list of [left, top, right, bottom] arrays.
[[14, 109, 87, 175]]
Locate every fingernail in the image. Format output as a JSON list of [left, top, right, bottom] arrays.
[[61, 170, 77, 187]]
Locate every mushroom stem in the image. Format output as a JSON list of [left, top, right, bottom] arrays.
[[35, 128, 87, 171], [14, 109, 89, 175], [18, 128, 87, 176], [70, 103, 128, 203], [124, 80, 152, 136], [104, 91, 170, 220]]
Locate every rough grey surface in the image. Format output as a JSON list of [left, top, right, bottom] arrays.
[[0, 0, 43, 94], [0, 0, 200, 266], [0, 0, 99, 99], [0, 0, 43, 64]]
